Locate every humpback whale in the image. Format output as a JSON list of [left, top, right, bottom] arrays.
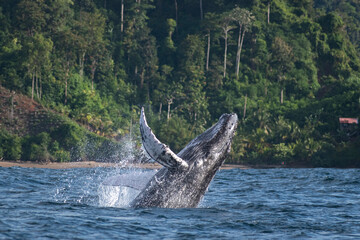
[[128, 107, 238, 208]]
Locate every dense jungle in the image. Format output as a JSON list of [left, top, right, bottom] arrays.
[[0, 0, 359, 167]]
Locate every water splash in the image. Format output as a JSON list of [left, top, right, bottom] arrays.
[[52, 165, 157, 208], [51, 134, 157, 207], [98, 185, 140, 208], [92, 137, 156, 208], [98, 170, 156, 208]]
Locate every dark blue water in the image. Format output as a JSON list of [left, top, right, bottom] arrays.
[[1, 167, 360, 239]]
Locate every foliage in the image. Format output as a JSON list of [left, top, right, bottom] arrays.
[[0, 0, 359, 166], [0, 130, 22, 160], [155, 116, 195, 153]]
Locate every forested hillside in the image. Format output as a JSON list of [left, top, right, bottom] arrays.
[[0, 0, 359, 166]]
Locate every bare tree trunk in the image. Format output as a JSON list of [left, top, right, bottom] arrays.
[[200, 0, 203, 20], [206, 31, 210, 71], [267, 1, 270, 24], [36, 71, 39, 99], [39, 75, 42, 99], [167, 98, 173, 121], [31, 71, 35, 100], [65, 78, 68, 104], [281, 88, 283, 104], [159, 102, 162, 120], [223, 31, 228, 78], [174, 0, 178, 34], [236, 25, 242, 77], [91, 74, 94, 91], [167, 102, 171, 121], [243, 94, 247, 120], [147, 80, 150, 102], [130, 116, 133, 139], [64, 62, 69, 105], [79, 52, 85, 77], [236, 28, 246, 78], [91, 58, 97, 91], [140, 68, 145, 89], [121, 0, 124, 32], [10, 92, 14, 120], [236, 29, 245, 78]]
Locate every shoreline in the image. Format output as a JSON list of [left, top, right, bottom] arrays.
[[0, 160, 251, 170]]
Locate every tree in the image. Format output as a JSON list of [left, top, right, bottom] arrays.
[[24, 33, 53, 100], [165, 83, 184, 121], [230, 7, 255, 78], [41, 0, 75, 104], [45, 0, 74, 34], [203, 12, 219, 71], [165, 18, 176, 51], [54, 28, 77, 104], [177, 35, 208, 128], [267, 0, 272, 24], [0, 37, 23, 90], [153, 64, 174, 120], [73, 9, 106, 82], [16, 0, 46, 37], [219, 13, 235, 78], [121, 0, 124, 33], [174, 0, 178, 34], [270, 37, 294, 104], [122, 1, 157, 101]]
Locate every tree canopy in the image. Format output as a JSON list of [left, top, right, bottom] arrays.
[[0, 0, 359, 166]]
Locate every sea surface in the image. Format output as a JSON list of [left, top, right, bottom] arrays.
[[0, 166, 359, 239]]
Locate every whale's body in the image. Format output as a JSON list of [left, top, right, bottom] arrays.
[[128, 108, 238, 208]]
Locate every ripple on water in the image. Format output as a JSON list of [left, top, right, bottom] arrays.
[[1, 167, 360, 239]]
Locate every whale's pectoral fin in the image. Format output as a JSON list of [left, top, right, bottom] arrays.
[[140, 107, 189, 170]]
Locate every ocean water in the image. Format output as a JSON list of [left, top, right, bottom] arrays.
[[0, 166, 360, 239]]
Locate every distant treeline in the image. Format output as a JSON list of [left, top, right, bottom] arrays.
[[0, 0, 359, 166]]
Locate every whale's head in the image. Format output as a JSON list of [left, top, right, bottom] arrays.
[[178, 112, 238, 173]]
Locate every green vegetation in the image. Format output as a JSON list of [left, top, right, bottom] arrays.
[[0, 0, 359, 167], [0, 118, 124, 162]]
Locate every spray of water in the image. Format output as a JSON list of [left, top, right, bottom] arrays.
[[52, 136, 157, 208], [98, 170, 156, 208]]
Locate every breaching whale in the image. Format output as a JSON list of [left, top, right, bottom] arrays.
[[127, 107, 238, 208]]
